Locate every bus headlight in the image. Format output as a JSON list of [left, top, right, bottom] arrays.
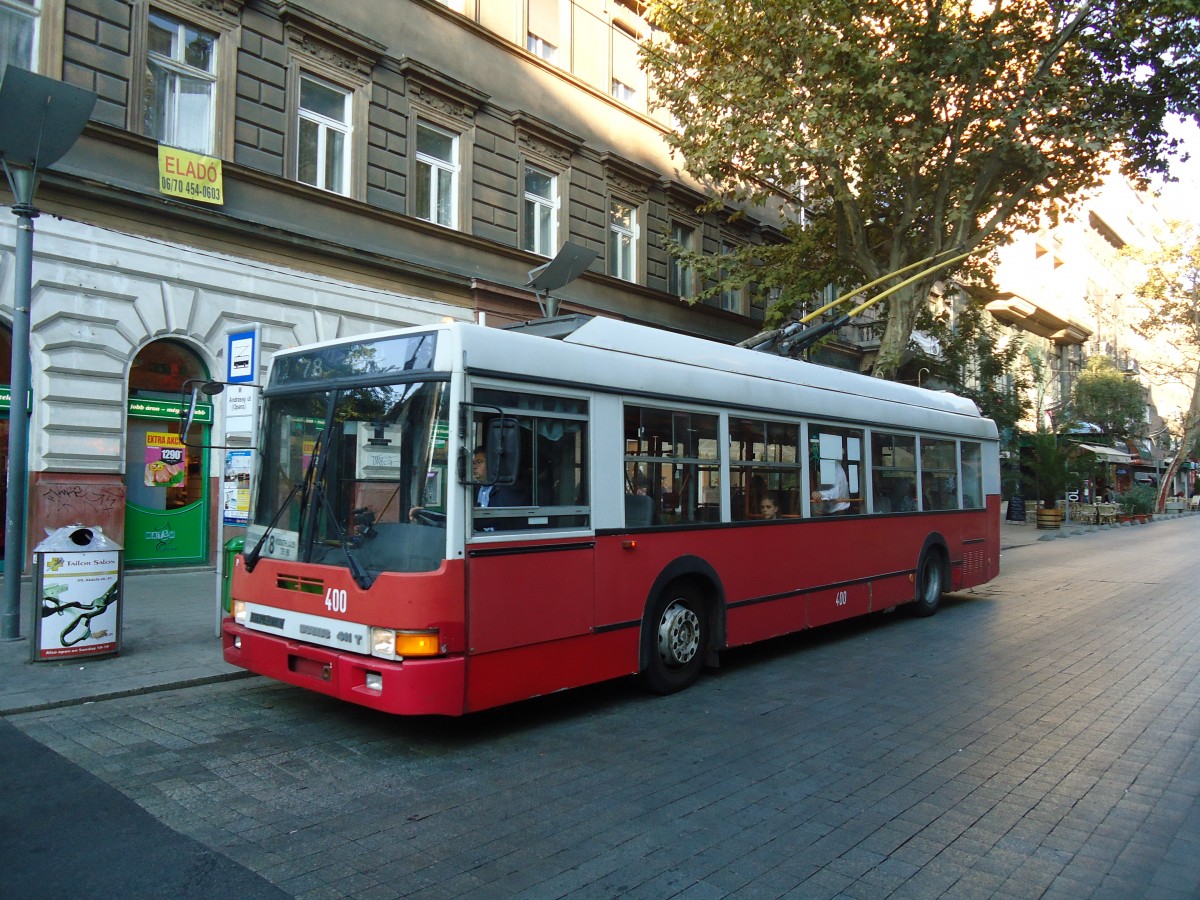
[[370, 627, 440, 661], [233, 600, 248, 625]]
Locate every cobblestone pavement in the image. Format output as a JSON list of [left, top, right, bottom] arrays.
[[6, 518, 1200, 898]]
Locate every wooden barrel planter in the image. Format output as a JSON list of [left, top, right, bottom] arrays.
[[1036, 507, 1063, 530]]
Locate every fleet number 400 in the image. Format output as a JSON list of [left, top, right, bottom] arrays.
[[325, 588, 348, 613]]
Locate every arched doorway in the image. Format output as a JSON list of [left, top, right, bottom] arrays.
[[125, 340, 212, 566]]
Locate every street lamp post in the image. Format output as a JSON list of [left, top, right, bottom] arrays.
[[0, 67, 96, 641]]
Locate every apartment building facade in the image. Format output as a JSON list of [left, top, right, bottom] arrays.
[[0, 0, 782, 570]]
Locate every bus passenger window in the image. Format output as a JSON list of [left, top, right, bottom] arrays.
[[871, 432, 917, 513], [624, 405, 719, 527], [961, 442, 984, 509], [729, 417, 801, 521], [920, 438, 958, 511], [808, 426, 863, 516], [470, 388, 589, 533]]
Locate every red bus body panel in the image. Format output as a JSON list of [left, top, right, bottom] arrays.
[[225, 499, 999, 716]]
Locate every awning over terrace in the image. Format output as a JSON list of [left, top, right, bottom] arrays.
[[1075, 443, 1133, 464]]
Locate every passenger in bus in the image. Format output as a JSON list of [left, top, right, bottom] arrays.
[[811, 463, 851, 515], [759, 494, 781, 519]]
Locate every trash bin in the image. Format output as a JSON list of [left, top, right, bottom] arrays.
[[31, 525, 124, 662], [222, 536, 245, 614]]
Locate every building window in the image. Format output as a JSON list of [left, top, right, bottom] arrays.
[[296, 73, 351, 195], [609, 200, 638, 282], [143, 9, 217, 154], [718, 241, 745, 314], [0, 0, 38, 73], [611, 79, 635, 104], [669, 221, 695, 297], [527, 33, 557, 63], [523, 164, 557, 257], [415, 121, 459, 228]]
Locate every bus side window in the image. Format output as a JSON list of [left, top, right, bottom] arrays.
[[808, 426, 863, 516], [470, 388, 590, 532], [871, 432, 917, 513]]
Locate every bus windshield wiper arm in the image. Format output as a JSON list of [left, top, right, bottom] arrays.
[[312, 483, 373, 590], [244, 430, 324, 572]]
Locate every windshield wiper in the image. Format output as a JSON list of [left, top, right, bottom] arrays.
[[244, 430, 324, 572], [312, 482, 373, 590]]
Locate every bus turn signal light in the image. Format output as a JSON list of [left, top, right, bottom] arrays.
[[370, 627, 440, 661]]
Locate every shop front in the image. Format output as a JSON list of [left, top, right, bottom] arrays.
[[124, 399, 212, 566], [123, 340, 213, 568]]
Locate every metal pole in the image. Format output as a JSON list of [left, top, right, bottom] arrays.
[[2, 168, 37, 641]]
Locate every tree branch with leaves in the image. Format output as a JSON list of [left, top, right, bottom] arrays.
[[641, 0, 1200, 377]]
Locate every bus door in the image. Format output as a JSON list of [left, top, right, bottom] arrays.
[[463, 388, 593, 654]]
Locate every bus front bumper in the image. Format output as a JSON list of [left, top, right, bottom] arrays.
[[222, 620, 466, 716]]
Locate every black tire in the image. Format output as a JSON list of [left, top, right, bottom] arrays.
[[911, 549, 945, 617], [639, 583, 708, 695]]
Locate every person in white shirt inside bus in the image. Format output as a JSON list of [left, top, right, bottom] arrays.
[[811, 463, 851, 515]]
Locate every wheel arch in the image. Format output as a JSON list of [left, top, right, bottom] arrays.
[[638, 555, 726, 672], [917, 531, 951, 592]]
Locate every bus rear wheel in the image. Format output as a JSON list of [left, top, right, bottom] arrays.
[[911, 549, 945, 617], [640, 584, 707, 695]]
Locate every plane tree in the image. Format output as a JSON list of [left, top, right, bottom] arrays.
[[641, 0, 1200, 376], [1131, 223, 1200, 509]]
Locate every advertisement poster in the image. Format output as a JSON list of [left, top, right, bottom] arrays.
[[37, 549, 120, 659], [224, 449, 253, 526], [145, 432, 187, 488]]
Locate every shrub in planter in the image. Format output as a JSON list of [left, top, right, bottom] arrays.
[[1117, 484, 1156, 517]]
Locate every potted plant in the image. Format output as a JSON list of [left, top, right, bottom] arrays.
[[1116, 484, 1156, 523], [1020, 432, 1076, 529]]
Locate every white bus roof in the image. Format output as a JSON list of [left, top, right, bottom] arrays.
[[269, 315, 997, 440], [455, 316, 997, 440]]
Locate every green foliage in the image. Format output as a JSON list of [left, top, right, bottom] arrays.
[[1069, 356, 1146, 437], [1116, 484, 1156, 516], [1020, 431, 1083, 508], [914, 297, 1030, 435], [642, 0, 1200, 377]]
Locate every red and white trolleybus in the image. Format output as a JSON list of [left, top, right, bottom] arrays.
[[223, 315, 1000, 715]]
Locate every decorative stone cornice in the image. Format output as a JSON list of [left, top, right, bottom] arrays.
[[277, 1, 385, 78], [393, 57, 489, 122], [600, 151, 656, 199], [512, 111, 582, 166]]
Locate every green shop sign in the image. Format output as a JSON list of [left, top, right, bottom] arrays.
[[0, 385, 30, 413], [127, 397, 213, 423]]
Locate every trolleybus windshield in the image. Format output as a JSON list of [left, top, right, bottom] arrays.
[[246, 333, 449, 583]]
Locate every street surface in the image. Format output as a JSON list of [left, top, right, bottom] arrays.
[[4, 519, 1200, 898]]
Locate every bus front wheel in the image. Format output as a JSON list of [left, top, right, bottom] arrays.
[[640, 583, 707, 695], [911, 549, 945, 617]]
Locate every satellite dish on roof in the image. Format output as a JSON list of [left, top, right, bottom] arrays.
[[526, 241, 599, 318]]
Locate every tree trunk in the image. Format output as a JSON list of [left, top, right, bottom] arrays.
[[1156, 356, 1200, 512], [871, 282, 929, 378]]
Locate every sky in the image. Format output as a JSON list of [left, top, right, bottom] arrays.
[[1158, 116, 1200, 221]]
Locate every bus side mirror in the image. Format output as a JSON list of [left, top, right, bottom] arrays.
[[178, 379, 258, 449], [486, 417, 520, 486]]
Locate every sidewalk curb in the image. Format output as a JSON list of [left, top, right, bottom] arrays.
[[1, 670, 258, 717]]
